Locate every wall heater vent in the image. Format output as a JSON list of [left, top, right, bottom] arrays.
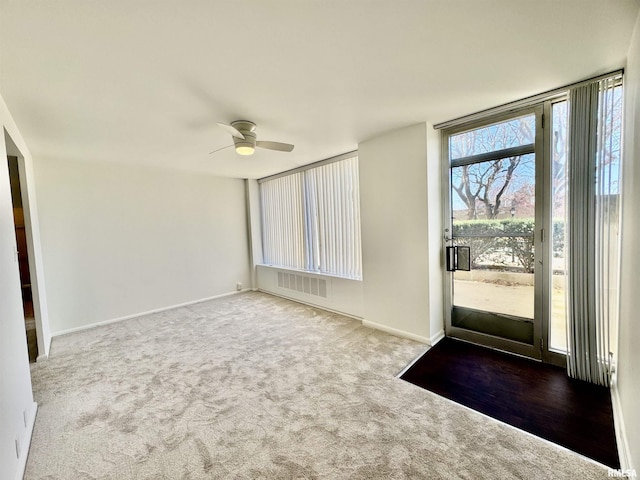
[[277, 271, 328, 298]]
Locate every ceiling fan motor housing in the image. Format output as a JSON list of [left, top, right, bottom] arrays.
[[231, 120, 257, 151], [233, 131, 256, 151]]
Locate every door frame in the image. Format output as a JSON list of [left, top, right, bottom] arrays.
[[3, 130, 50, 361], [441, 104, 565, 366]]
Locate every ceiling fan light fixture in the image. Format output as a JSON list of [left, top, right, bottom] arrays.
[[232, 127, 257, 156], [235, 145, 255, 155], [212, 120, 294, 157]]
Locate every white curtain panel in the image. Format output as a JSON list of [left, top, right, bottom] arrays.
[[566, 75, 622, 387]]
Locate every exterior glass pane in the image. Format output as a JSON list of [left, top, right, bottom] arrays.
[[450, 114, 535, 160], [452, 154, 536, 323], [550, 100, 568, 352]]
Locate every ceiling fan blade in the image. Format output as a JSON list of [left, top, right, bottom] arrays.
[[209, 144, 234, 155], [256, 140, 295, 152], [216, 122, 245, 139]]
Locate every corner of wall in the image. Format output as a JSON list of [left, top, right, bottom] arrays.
[[616, 7, 640, 473], [611, 381, 633, 471], [425, 123, 445, 340], [358, 122, 434, 342]]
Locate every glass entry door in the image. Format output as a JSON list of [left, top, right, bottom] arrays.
[[444, 106, 563, 362]]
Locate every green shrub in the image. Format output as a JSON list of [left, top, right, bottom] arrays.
[[553, 220, 565, 257], [453, 219, 535, 272], [452, 218, 565, 273], [452, 220, 503, 267], [499, 219, 535, 272]]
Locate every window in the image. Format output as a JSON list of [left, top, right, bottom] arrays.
[[260, 154, 362, 280]]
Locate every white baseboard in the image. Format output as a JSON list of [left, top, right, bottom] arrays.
[[15, 401, 37, 480], [258, 289, 429, 344], [611, 382, 632, 471], [35, 354, 48, 363], [51, 290, 246, 337], [362, 319, 430, 344], [258, 289, 364, 321], [429, 329, 445, 346]]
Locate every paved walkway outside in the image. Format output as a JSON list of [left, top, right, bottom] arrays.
[[454, 279, 567, 351]]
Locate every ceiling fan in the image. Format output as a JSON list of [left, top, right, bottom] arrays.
[[210, 120, 295, 156]]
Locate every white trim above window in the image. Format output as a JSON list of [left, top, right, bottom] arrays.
[[434, 70, 623, 131], [258, 150, 358, 183]]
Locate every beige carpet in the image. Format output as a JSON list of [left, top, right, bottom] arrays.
[[26, 292, 607, 479]]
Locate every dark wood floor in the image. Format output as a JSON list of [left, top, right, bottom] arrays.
[[26, 317, 37, 363], [24, 298, 37, 363], [401, 337, 619, 469]]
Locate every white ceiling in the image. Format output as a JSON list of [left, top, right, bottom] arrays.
[[1, 1, 638, 179]]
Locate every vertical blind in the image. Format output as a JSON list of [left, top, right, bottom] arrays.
[[566, 74, 622, 387], [260, 172, 306, 270], [260, 155, 362, 280]]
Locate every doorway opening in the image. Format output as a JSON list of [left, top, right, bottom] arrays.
[[443, 103, 566, 366], [7, 155, 37, 362]]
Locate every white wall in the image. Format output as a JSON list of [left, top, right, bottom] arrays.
[[426, 124, 444, 341], [256, 265, 364, 318], [358, 122, 443, 344], [617, 9, 640, 472], [0, 94, 38, 480], [33, 158, 252, 334]]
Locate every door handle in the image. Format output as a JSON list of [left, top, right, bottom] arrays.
[[446, 246, 471, 272], [446, 246, 456, 271]]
